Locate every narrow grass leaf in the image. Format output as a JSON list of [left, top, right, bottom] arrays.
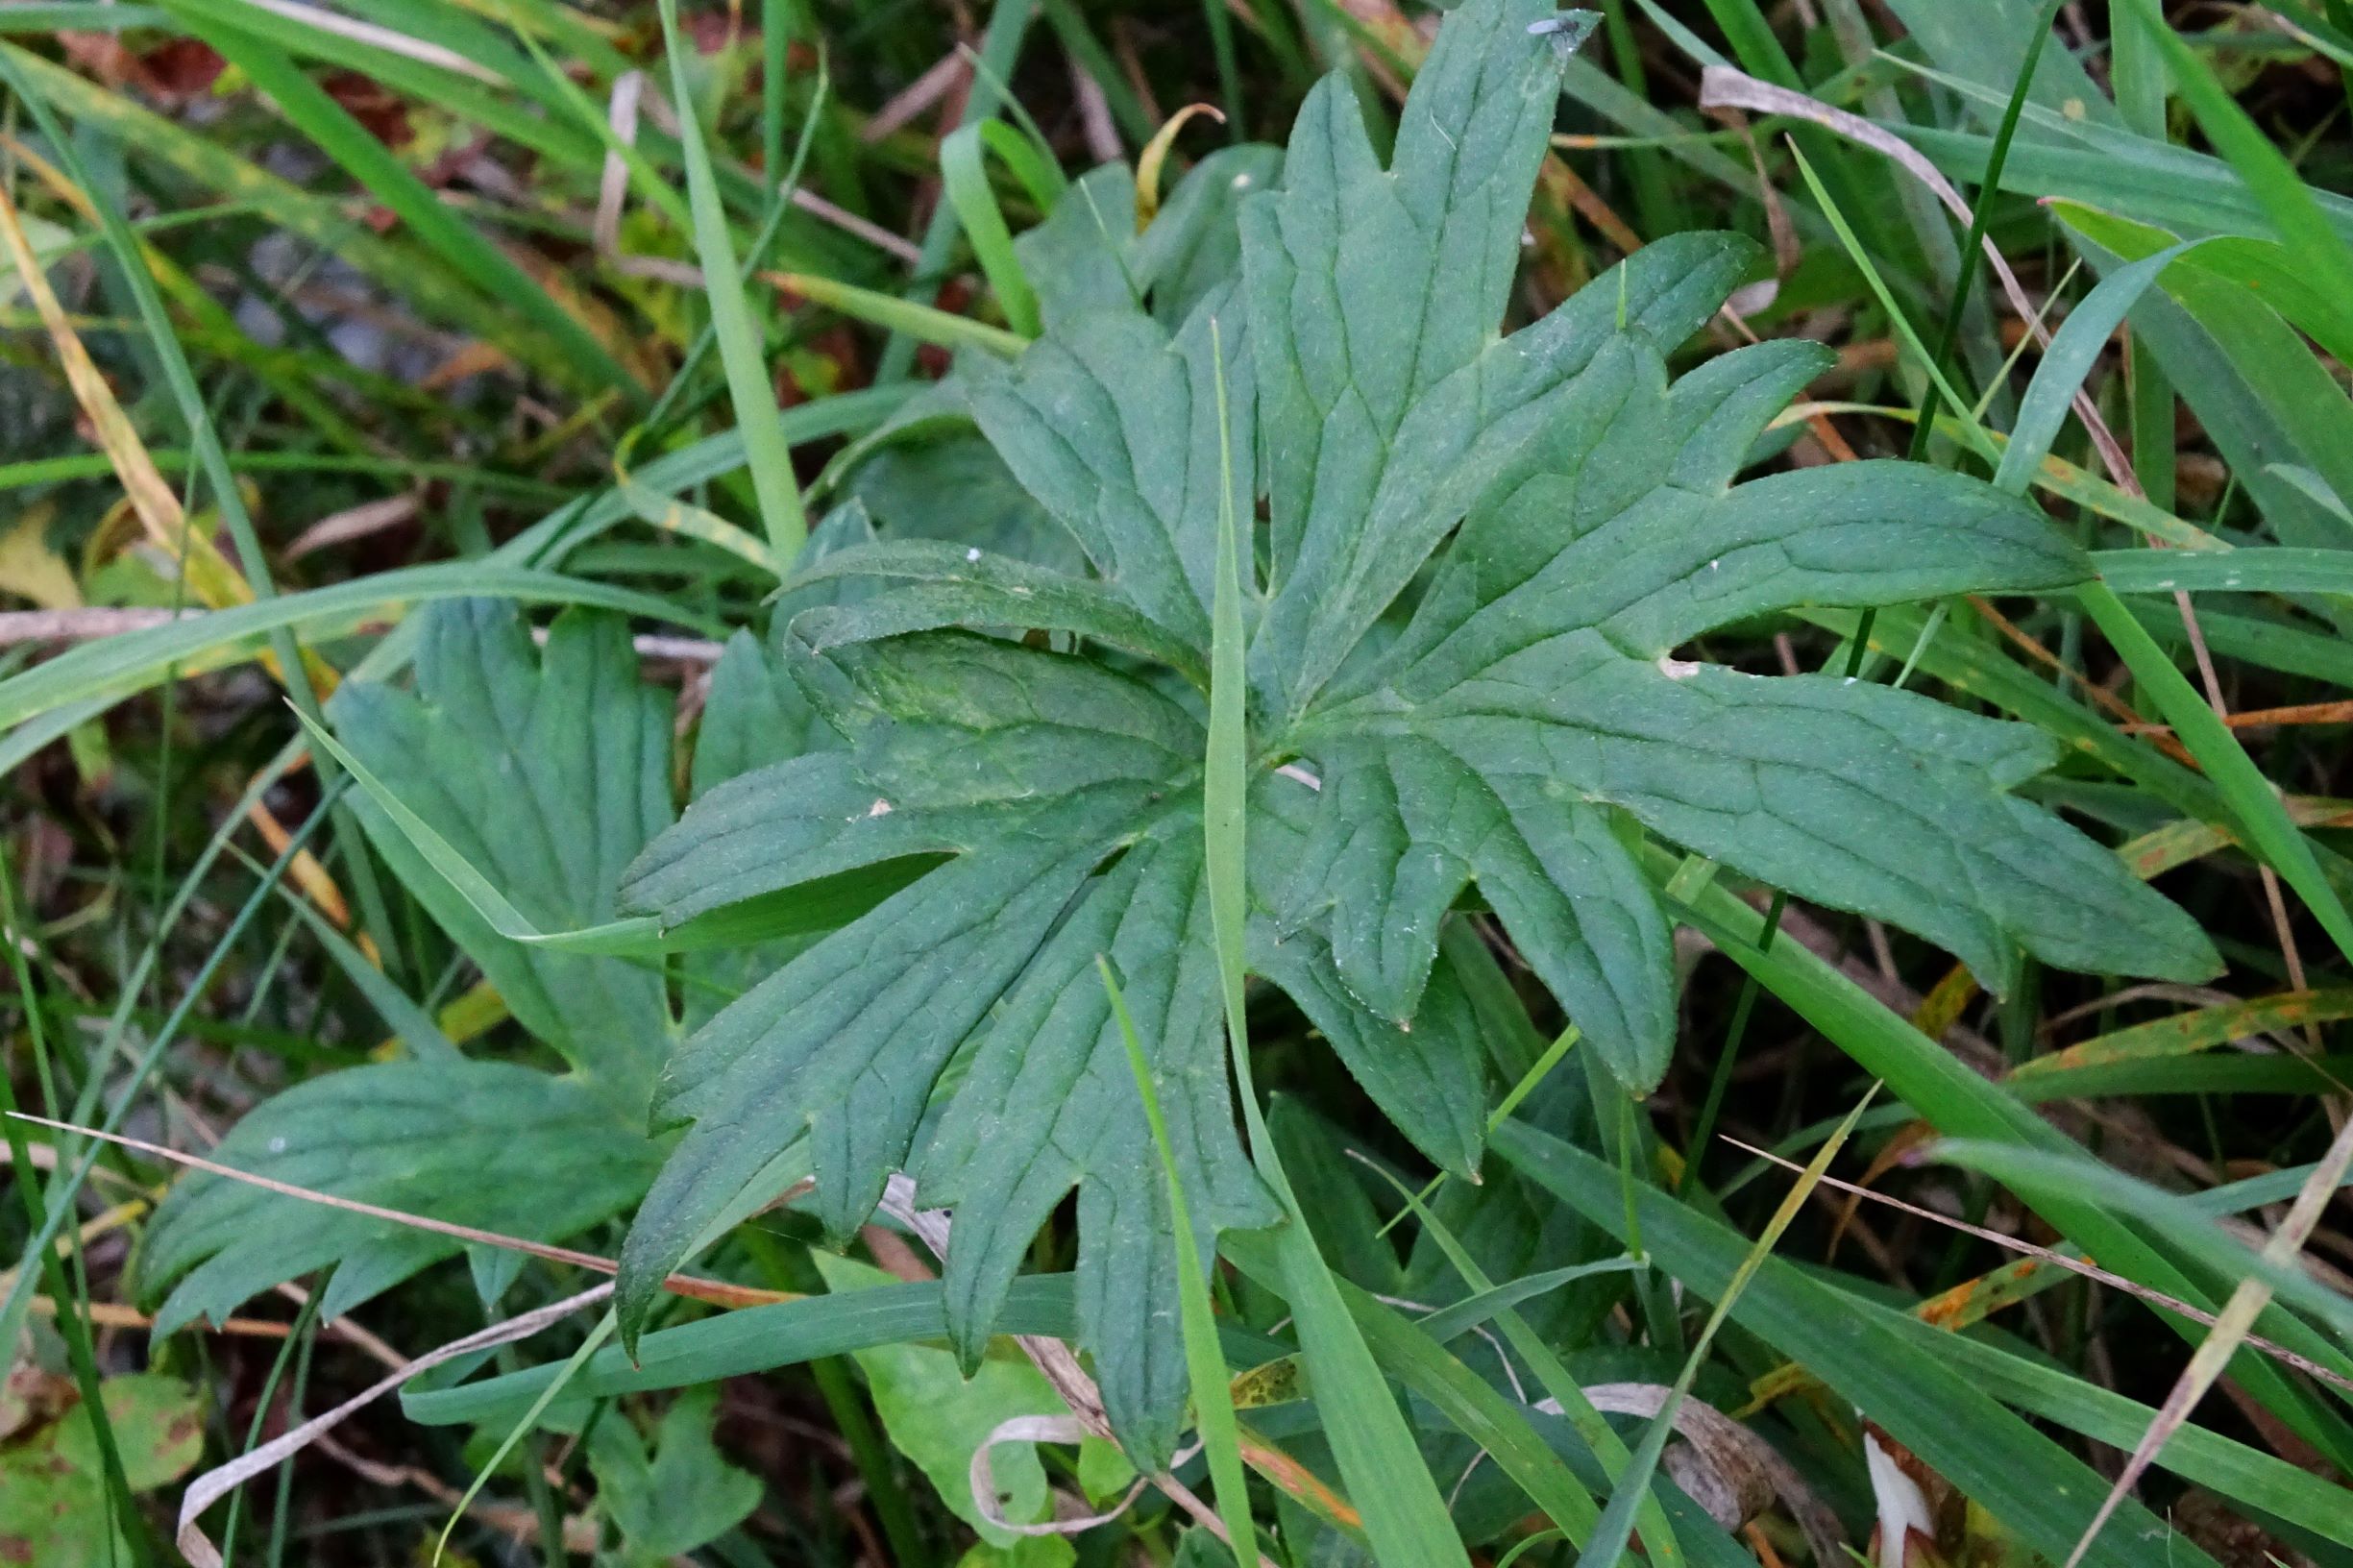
[[1100, 957, 1262, 1566], [1576, 1089, 1875, 1568], [1503, 1122, 2242, 1568], [1787, 146, 1998, 466], [2094, 548, 2353, 596], [1359, 1160, 1673, 1567], [1218, 1232, 1608, 1551], [433, 1312, 617, 1565], [1995, 242, 2199, 495], [1652, 844, 2349, 1462], [159, 3, 640, 402], [1935, 1140, 2353, 1350], [288, 706, 669, 958], [767, 270, 1030, 356], [1202, 320, 1471, 1568], [941, 122, 1043, 337], [2115, 0, 2353, 298], [0, 566, 703, 731], [2079, 583, 2353, 965], [2050, 1114, 2353, 1568], [655, 0, 808, 559]]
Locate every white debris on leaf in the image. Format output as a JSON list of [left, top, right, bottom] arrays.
[[965, 547, 982, 562], [1863, 1427, 1937, 1568], [1657, 655, 1703, 680], [867, 798, 894, 818]]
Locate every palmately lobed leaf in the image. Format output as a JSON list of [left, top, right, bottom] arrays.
[[140, 600, 686, 1332], [328, 600, 674, 1105], [141, 1059, 659, 1335], [612, 0, 2218, 1467]]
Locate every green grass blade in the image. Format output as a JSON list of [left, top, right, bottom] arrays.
[[287, 705, 660, 956], [1997, 242, 2199, 494], [160, 2, 641, 402], [0, 566, 706, 730], [1202, 321, 1471, 1568], [164, 0, 597, 164], [1495, 1122, 2228, 1568], [2117, 0, 2353, 297], [1654, 843, 2353, 1466], [1935, 1141, 2353, 1354], [2078, 583, 2353, 965], [2093, 548, 2353, 595], [0, 796, 334, 1379], [1360, 1162, 1673, 1567], [433, 1311, 617, 1566], [1219, 1231, 1608, 1553], [1788, 146, 1998, 467], [656, 0, 809, 560], [1904, 0, 2067, 466], [1100, 957, 1261, 1565], [940, 122, 1042, 338], [875, 0, 1039, 381], [1576, 1090, 1874, 1568], [771, 270, 1030, 357]]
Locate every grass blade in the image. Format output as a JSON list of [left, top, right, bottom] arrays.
[[655, 0, 809, 560], [1995, 241, 2198, 494], [940, 121, 1043, 338], [160, 1, 642, 402], [2115, 0, 2353, 298], [0, 565, 704, 731], [1359, 1160, 1676, 1567], [2079, 583, 2353, 964], [1574, 1089, 1875, 1568], [1202, 321, 1471, 1568], [1100, 957, 1262, 1567]]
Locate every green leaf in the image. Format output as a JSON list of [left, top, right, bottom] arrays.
[[811, 1255, 1072, 1547], [656, 0, 807, 558], [691, 630, 836, 797], [1252, 926, 1488, 1177], [916, 830, 1275, 1468], [404, 1275, 1091, 1428], [943, 121, 1046, 340], [790, 539, 1212, 683], [613, 0, 2216, 1475], [971, 286, 1251, 649], [588, 1385, 762, 1562], [1280, 326, 2211, 1083], [139, 602, 688, 1335], [0, 1374, 201, 1568], [1244, 24, 1749, 718], [138, 1060, 659, 1336], [329, 601, 674, 1102], [1493, 1120, 2237, 1568]]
